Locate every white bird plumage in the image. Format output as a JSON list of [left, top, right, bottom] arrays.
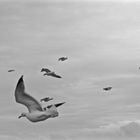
[[15, 75, 65, 122]]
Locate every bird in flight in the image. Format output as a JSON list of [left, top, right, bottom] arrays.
[[103, 87, 112, 91], [58, 57, 68, 61], [14, 75, 65, 122], [8, 69, 15, 72], [41, 68, 62, 78], [40, 97, 53, 102]]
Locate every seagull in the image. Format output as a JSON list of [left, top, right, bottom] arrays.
[[8, 69, 15, 72], [40, 97, 53, 102], [15, 75, 65, 122], [41, 68, 51, 73], [41, 68, 62, 78], [58, 57, 68, 61], [103, 87, 112, 91]]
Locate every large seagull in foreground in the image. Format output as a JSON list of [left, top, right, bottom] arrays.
[[15, 75, 65, 122]]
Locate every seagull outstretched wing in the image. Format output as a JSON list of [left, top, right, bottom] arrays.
[[15, 75, 43, 113]]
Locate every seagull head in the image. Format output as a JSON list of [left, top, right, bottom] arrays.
[[18, 112, 27, 119]]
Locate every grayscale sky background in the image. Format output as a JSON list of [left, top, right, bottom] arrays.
[[1, 0, 140, 140]]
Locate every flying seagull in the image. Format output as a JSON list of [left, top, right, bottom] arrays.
[[40, 97, 53, 102], [15, 75, 65, 122], [41, 68, 62, 78], [58, 57, 68, 61], [8, 69, 15, 72], [103, 87, 112, 91], [41, 68, 51, 73]]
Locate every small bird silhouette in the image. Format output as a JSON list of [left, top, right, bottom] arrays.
[[8, 69, 15, 72], [58, 57, 68, 61], [41, 68, 62, 78], [14, 75, 65, 122], [103, 87, 112, 91], [40, 97, 53, 102]]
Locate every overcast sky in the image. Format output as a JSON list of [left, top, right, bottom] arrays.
[[1, 0, 140, 140]]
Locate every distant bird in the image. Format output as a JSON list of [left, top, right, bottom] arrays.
[[40, 97, 53, 102], [103, 87, 112, 91], [15, 75, 65, 122], [41, 68, 51, 73], [41, 68, 62, 78], [58, 57, 68, 61], [8, 69, 15, 72]]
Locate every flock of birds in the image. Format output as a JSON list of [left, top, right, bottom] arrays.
[[13, 57, 68, 123], [8, 56, 114, 123]]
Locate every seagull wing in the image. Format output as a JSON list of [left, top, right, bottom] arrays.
[[51, 73, 62, 78], [15, 75, 43, 113]]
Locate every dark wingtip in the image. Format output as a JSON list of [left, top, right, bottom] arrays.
[[20, 75, 24, 80], [17, 75, 24, 85], [15, 75, 25, 97], [57, 75, 62, 78], [55, 102, 66, 107]]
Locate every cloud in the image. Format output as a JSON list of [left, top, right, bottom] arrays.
[[98, 120, 140, 137], [120, 121, 140, 137], [0, 135, 22, 140]]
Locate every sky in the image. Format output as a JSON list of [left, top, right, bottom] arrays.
[[1, 0, 140, 140]]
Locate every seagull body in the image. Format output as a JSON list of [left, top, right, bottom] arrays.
[[15, 76, 64, 122], [58, 57, 68, 61], [103, 87, 112, 91], [41, 68, 62, 78], [20, 110, 51, 122]]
